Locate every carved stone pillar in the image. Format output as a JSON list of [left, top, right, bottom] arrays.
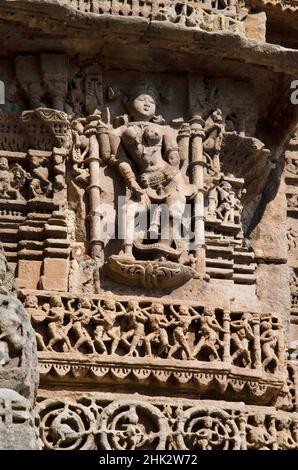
[[85, 112, 105, 291], [223, 309, 231, 363], [189, 113, 206, 276]]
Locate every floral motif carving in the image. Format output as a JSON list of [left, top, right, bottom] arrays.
[[36, 395, 298, 450]]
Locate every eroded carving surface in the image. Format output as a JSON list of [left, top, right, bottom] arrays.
[[0, 0, 296, 452]]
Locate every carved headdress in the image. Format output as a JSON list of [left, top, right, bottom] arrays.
[[128, 82, 160, 103], [115, 81, 165, 126]]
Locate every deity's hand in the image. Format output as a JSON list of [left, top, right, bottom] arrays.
[[139, 173, 151, 188], [185, 183, 198, 200], [167, 150, 180, 168], [129, 180, 144, 198]]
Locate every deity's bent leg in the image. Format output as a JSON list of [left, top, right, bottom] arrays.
[[94, 338, 107, 354], [168, 342, 180, 359], [121, 198, 148, 256], [144, 332, 156, 357], [165, 192, 186, 250]]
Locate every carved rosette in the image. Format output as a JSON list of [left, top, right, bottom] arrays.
[[100, 400, 169, 450], [36, 394, 298, 450], [38, 399, 96, 450]]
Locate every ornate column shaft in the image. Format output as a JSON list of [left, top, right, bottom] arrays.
[[190, 113, 206, 276], [85, 112, 104, 291]]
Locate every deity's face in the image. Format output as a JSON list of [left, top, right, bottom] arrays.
[[80, 297, 91, 309], [213, 109, 223, 122], [50, 296, 62, 307], [130, 93, 156, 121], [127, 301, 138, 311], [179, 306, 189, 315], [221, 182, 231, 192], [243, 313, 252, 321], [73, 121, 84, 134], [151, 303, 164, 315], [203, 417, 213, 429], [260, 320, 270, 331], [204, 308, 214, 317], [0, 158, 9, 170], [254, 415, 264, 426], [104, 300, 115, 311], [25, 295, 38, 308]]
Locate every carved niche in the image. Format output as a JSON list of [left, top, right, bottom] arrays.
[[67, 71, 269, 292], [0, 56, 270, 293]]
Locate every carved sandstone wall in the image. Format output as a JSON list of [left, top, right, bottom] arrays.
[[0, 0, 297, 450]]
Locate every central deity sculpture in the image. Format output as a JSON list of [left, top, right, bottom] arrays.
[[81, 80, 207, 289], [108, 83, 197, 261]]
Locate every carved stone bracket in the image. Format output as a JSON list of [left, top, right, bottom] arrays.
[[106, 255, 199, 289]]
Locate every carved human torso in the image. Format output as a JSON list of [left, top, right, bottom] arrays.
[[115, 121, 179, 191]]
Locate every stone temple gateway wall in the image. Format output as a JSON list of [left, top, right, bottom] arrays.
[[0, 0, 297, 451]]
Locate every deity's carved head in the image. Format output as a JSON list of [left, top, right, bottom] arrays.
[[212, 109, 223, 123], [0, 301, 24, 351], [220, 181, 232, 192], [103, 299, 116, 311], [276, 419, 290, 431], [24, 295, 38, 308], [202, 416, 213, 429], [151, 303, 164, 315], [260, 318, 271, 331], [254, 414, 264, 426], [72, 118, 85, 134], [0, 157, 9, 171], [127, 83, 159, 122], [79, 296, 91, 309], [50, 295, 63, 308], [242, 312, 252, 322], [179, 306, 190, 316], [204, 307, 215, 317], [127, 301, 138, 312]]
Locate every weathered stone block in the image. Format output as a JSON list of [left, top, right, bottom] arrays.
[[40, 258, 69, 291], [245, 13, 267, 42], [16, 260, 42, 290]]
